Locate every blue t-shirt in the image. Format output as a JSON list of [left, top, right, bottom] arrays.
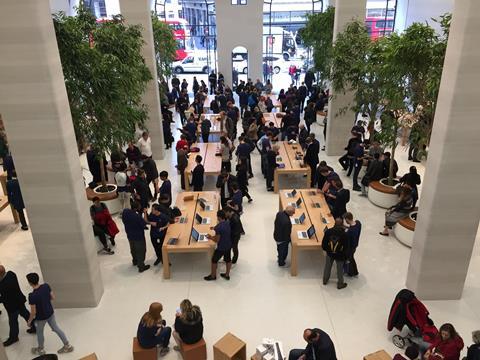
[[122, 209, 147, 241], [231, 190, 243, 213], [160, 180, 172, 200], [214, 220, 231, 251], [28, 283, 54, 320], [148, 213, 169, 237]]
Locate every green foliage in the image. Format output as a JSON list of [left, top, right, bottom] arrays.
[[53, 5, 152, 185], [301, 6, 335, 82], [151, 14, 177, 99]]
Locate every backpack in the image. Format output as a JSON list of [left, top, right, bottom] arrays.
[[327, 232, 344, 255]]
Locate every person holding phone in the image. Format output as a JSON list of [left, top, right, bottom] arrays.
[[173, 299, 203, 348], [137, 302, 171, 356]]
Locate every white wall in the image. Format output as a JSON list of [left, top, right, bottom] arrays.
[[395, 0, 454, 33], [215, 0, 264, 86]]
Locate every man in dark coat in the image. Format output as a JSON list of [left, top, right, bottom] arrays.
[[288, 328, 337, 360], [274, 206, 295, 267], [0, 265, 36, 346], [216, 171, 237, 207], [304, 137, 319, 188], [6, 171, 28, 230], [322, 218, 349, 290]]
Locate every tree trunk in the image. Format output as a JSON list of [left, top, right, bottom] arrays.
[[99, 157, 107, 190], [388, 135, 397, 186]]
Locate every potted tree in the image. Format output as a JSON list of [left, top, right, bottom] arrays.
[[53, 5, 151, 206]]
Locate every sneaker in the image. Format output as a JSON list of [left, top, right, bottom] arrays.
[[160, 347, 170, 356], [203, 275, 216, 281], [21, 226, 29, 231], [27, 327, 36, 334], [31, 347, 46, 355], [248, 198, 253, 203], [3, 338, 18, 347], [58, 344, 74, 354], [337, 283, 348, 290], [220, 273, 230, 280], [139, 265, 151, 273]]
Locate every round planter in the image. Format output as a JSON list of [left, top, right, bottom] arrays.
[[394, 211, 417, 248], [368, 179, 399, 208], [85, 184, 122, 214]]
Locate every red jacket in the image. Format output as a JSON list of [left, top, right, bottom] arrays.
[[428, 335, 464, 360]]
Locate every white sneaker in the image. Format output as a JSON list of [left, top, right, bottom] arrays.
[[31, 347, 46, 355], [58, 344, 74, 353]]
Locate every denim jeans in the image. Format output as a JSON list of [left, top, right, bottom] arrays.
[[35, 314, 69, 348], [157, 326, 172, 348]]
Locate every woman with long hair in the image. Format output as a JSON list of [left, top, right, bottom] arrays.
[[174, 299, 204, 346], [424, 323, 464, 360], [137, 302, 171, 355]]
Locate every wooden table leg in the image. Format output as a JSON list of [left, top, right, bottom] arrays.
[[306, 168, 311, 189], [291, 243, 298, 276], [184, 170, 190, 191], [274, 170, 279, 193], [162, 248, 171, 279]]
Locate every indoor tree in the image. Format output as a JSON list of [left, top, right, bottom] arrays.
[[53, 4, 152, 191], [151, 14, 177, 100], [301, 6, 335, 84]]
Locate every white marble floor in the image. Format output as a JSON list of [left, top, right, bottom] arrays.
[[0, 115, 479, 360]]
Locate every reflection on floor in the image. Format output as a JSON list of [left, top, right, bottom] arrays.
[[1, 113, 479, 360]]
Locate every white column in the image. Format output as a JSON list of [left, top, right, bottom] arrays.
[[406, 0, 480, 300], [395, 0, 454, 33], [0, 0, 103, 307], [215, 0, 263, 86], [119, 0, 165, 159], [326, 0, 367, 156]]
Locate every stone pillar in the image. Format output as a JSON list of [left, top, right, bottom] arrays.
[[406, 0, 480, 300], [395, 0, 453, 33], [119, 0, 165, 160], [326, 0, 366, 156], [0, 0, 103, 307], [0, 342, 7, 360], [215, 0, 263, 86]]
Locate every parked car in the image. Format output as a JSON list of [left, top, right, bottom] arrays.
[[172, 55, 211, 74], [232, 54, 248, 74]]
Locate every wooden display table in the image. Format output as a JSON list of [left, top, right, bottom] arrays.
[[162, 191, 219, 279], [279, 189, 334, 276], [262, 112, 284, 128], [363, 350, 392, 360], [274, 142, 311, 193], [184, 143, 222, 191], [213, 333, 246, 360]]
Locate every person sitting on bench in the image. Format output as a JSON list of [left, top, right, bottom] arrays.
[[174, 299, 204, 349], [137, 302, 171, 356]]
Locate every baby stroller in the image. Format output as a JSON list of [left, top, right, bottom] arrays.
[[387, 289, 438, 349]]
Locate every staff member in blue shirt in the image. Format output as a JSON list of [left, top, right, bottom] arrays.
[[122, 201, 150, 273], [227, 183, 243, 215], [344, 212, 361, 277], [146, 204, 170, 266], [204, 210, 232, 281]]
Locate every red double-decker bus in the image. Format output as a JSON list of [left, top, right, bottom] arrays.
[[163, 19, 191, 61]]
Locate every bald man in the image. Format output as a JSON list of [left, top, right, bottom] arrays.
[[274, 205, 295, 267], [0, 265, 36, 346], [288, 328, 337, 360]]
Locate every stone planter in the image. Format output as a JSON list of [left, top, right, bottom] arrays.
[[85, 184, 122, 214], [368, 178, 399, 209], [394, 211, 417, 248]]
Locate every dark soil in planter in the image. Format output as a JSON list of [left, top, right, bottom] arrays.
[[95, 185, 116, 193], [380, 178, 400, 187]]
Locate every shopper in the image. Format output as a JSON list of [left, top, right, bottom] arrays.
[[424, 323, 464, 360], [122, 201, 150, 273], [399, 166, 421, 209], [322, 218, 349, 290], [143, 158, 159, 200], [137, 302, 171, 356], [288, 328, 336, 360], [132, 169, 152, 211], [235, 159, 253, 203], [200, 116, 211, 143], [0, 266, 36, 347], [90, 197, 118, 254], [137, 131, 153, 159], [159, 171, 172, 207], [216, 170, 237, 208], [191, 155, 205, 191], [6, 170, 29, 230], [115, 163, 131, 210], [274, 205, 295, 267], [204, 210, 232, 281], [465, 330, 480, 360], [146, 204, 169, 266], [226, 183, 243, 215], [26, 272, 74, 356], [177, 146, 189, 190], [224, 206, 242, 264], [174, 299, 203, 346]]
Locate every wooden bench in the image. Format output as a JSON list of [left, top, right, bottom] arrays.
[[79, 353, 98, 360], [132, 337, 157, 360], [173, 332, 207, 360], [364, 349, 392, 360]]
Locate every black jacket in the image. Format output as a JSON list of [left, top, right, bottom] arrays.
[[191, 164, 205, 189], [274, 211, 291, 243], [322, 226, 348, 261], [174, 315, 203, 345], [331, 188, 350, 219], [301, 328, 337, 360], [216, 174, 237, 200], [0, 271, 27, 312], [466, 343, 480, 360], [364, 159, 384, 183], [304, 143, 319, 166], [229, 213, 243, 239]]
